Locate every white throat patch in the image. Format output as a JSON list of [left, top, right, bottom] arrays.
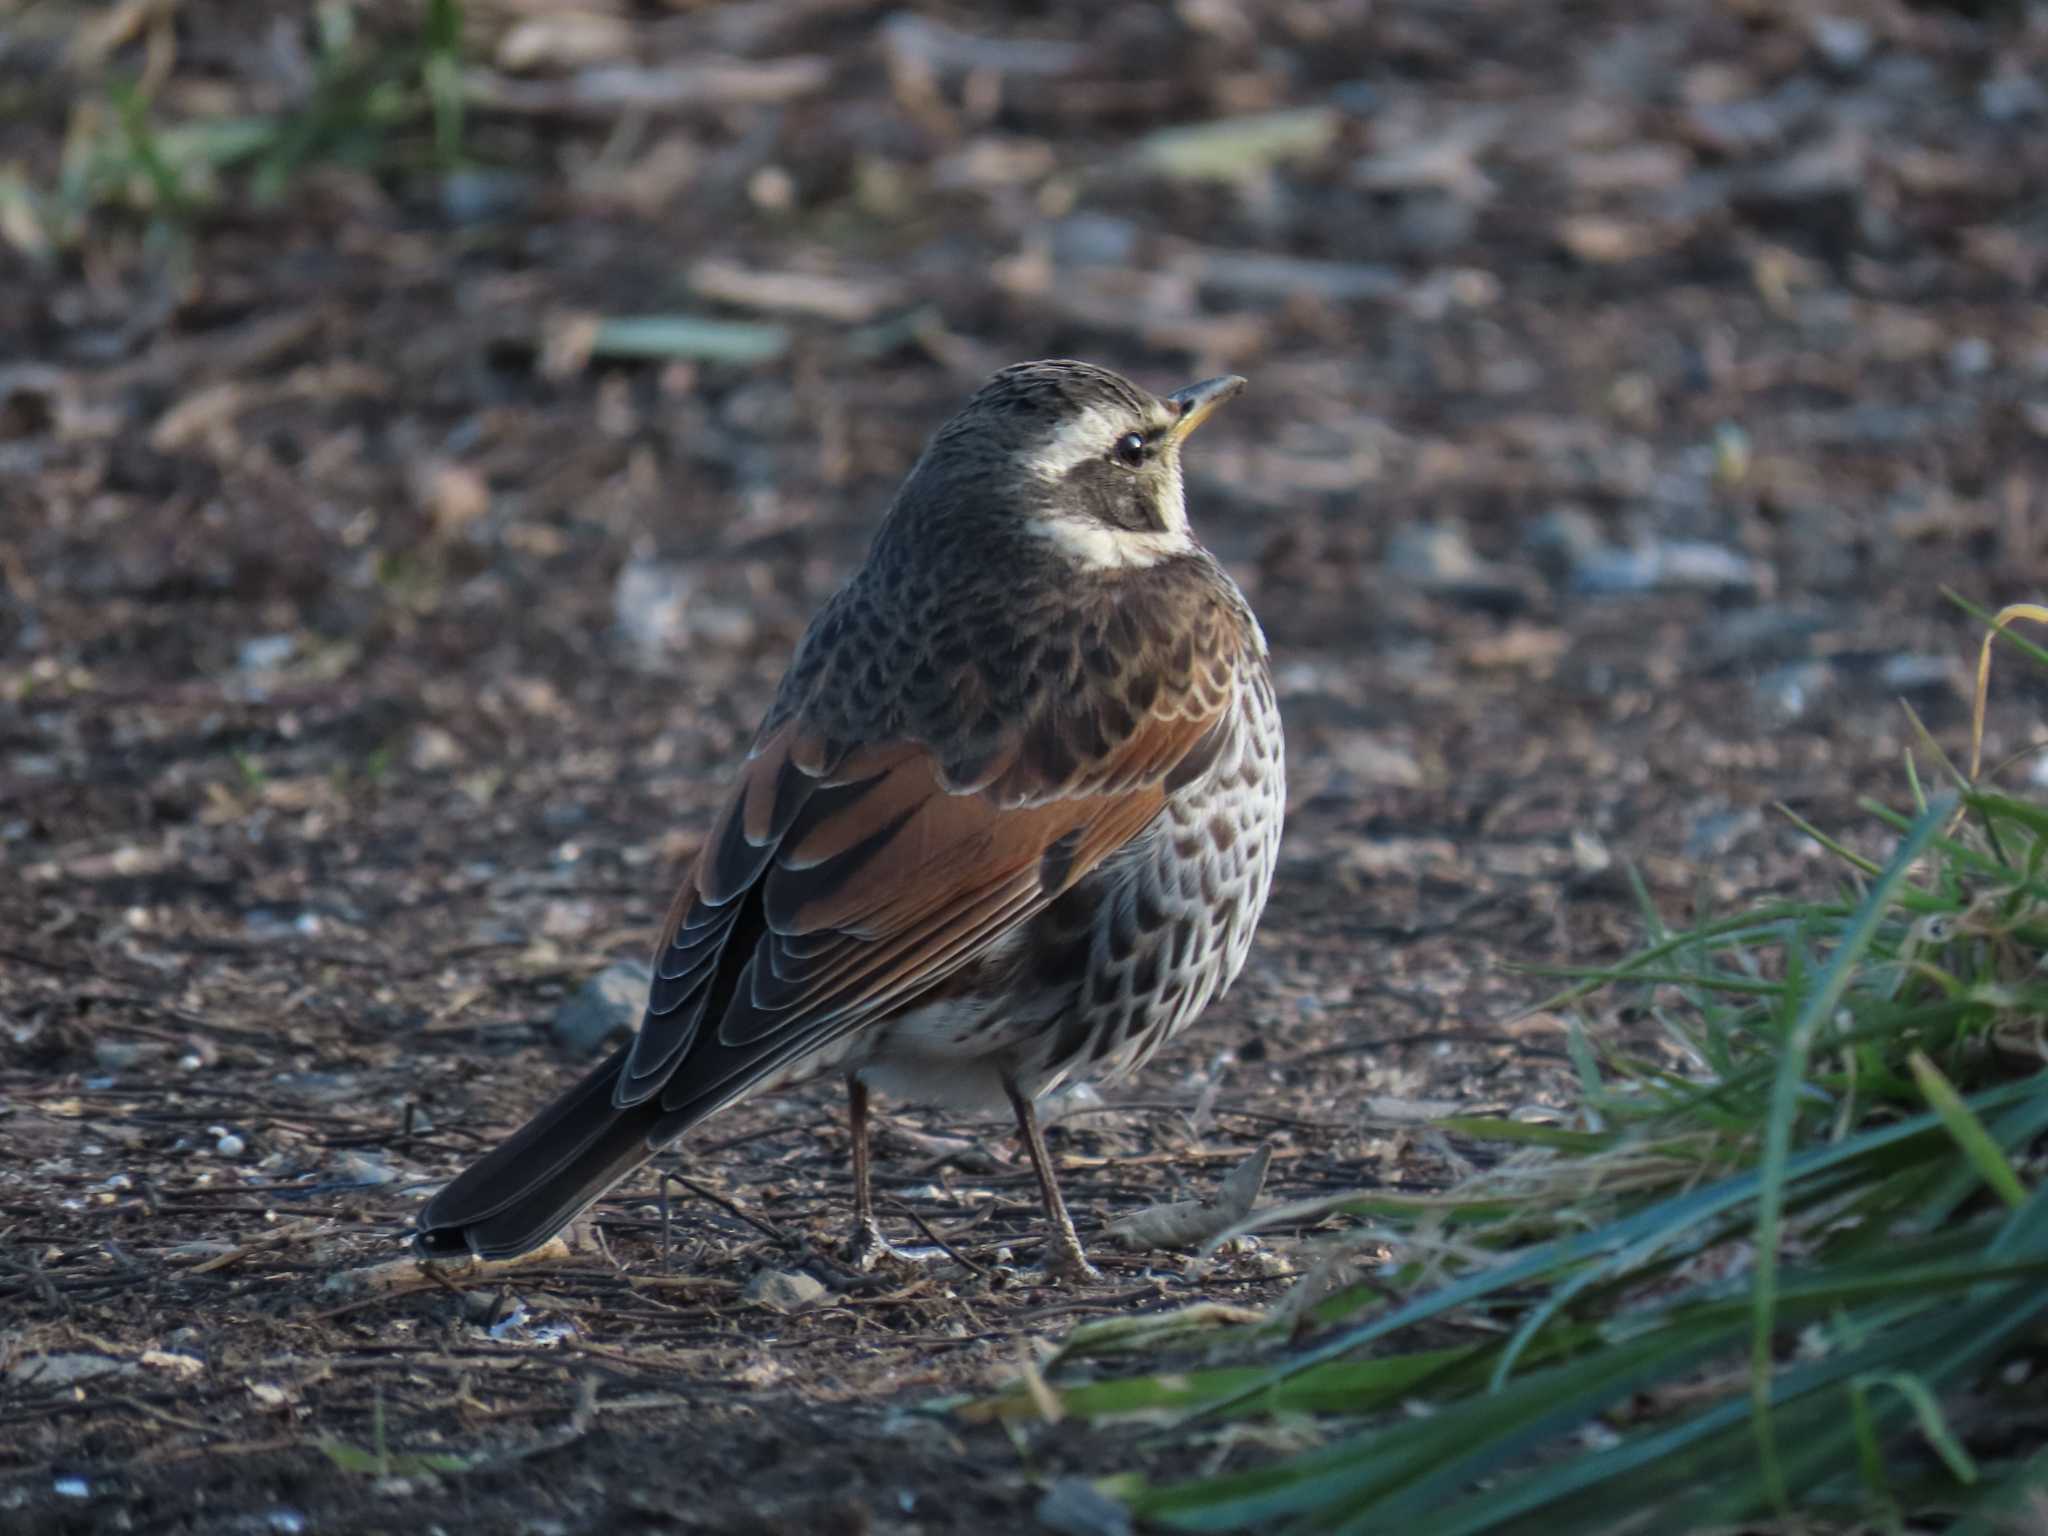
[[1032, 518, 1191, 570]]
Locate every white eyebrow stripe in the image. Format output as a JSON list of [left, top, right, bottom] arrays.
[[1025, 404, 1136, 481]]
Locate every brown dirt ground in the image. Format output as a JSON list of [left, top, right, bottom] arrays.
[[4, 1, 2047, 1532]]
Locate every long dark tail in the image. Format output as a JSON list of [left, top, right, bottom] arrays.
[[415, 1044, 697, 1261]]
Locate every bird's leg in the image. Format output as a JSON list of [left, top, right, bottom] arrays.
[[1004, 1076, 1102, 1284], [846, 1076, 916, 1270], [657, 1172, 676, 1269]]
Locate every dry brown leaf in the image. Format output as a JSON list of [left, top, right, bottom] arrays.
[[417, 461, 491, 536], [1103, 1143, 1271, 1253], [497, 13, 633, 73], [1555, 215, 1662, 265], [687, 259, 900, 323]]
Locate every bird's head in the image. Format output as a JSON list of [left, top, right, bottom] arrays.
[[903, 359, 1245, 572]]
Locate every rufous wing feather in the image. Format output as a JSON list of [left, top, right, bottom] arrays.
[[615, 681, 1235, 1120]]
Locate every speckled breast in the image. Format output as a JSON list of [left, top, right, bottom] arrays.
[[1028, 644, 1285, 1093]]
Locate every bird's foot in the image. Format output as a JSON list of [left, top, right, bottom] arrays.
[[1038, 1237, 1103, 1286], [847, 1218, 926, 1273]]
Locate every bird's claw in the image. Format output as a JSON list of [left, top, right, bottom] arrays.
[[1039, 1241, 1103, 1286], [847, 1219, 925, 1273]]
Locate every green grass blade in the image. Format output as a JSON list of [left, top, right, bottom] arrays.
[[1912, 1090, 2048, 1233], [1397, 1279, 2048, 1536], [1140, 1324, 1737, 1531], [590, 315, 792, 364], [1195, 1074, 2044, 1424], [1525, 966, 1787, 997], [974, 1346, 1483, 1425], [1430, 1117, 1612, 1152], [1906, 1050, 2031, 1211], [1748, 795, 1955, 1510], [1857, 1372, 1978, 1484], [1522, 907, 1851, 1014], [1847, 1377, 1888, 1507], [1776, 800, 1885, 875]]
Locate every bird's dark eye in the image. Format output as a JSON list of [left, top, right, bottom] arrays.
[[1112, 432, 1148, 468]]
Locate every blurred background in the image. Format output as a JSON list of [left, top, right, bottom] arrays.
[[7, 0, 2048, 1193], [6, 0, 2048, 1171], [6, 0, 2047, 1018], [4, 0, 2048, 1525]]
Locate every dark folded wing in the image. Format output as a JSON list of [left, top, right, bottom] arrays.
[[614, 686, 1235, 1124]]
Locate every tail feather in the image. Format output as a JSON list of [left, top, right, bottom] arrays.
[[416, 1044, 691, 1260]]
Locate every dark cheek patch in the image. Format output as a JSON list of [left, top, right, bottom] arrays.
[[1065, 460, 1162, 534]]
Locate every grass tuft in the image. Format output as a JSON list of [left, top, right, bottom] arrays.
[[975, 605, 2048, 1531], [3, 2, 472, 258]]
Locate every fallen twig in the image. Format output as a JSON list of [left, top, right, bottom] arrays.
[[319, 1237, 575, 1303], [887, 1199, 990, 1278]]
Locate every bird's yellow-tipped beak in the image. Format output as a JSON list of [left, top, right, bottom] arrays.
[[1163, 374, 1247, 445]]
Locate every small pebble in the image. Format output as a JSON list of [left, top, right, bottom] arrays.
[[237, 634, 296, 672], [10, 1355, 132, 1387], [1577, 1420, 1624, 1452], [743, 1267, 828, 1314], [1947, 337, 1993, 379], [438, 168, 537, 223], [334, 1151, 400, 1187], [1879, 653, 1956, 693], [1524, 505, 1608, 588], [93, 1040, 155, 1071], [1981, 73, 2047, 123], [551, 960, 651, 1055], [1808, 15, 1872, 74], [1684, 806, 1762, 861], [1569, 539, 1763, 599], [1384, 521, 1531, 613], [1037, 1478, 1134, 1536], [487, 1303, 531, 1339], [1050, 213, 1140, 268], [1756, 661, 1833, 724]]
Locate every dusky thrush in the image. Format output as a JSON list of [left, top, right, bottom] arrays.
[[416, 360, 1284, 1281]]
